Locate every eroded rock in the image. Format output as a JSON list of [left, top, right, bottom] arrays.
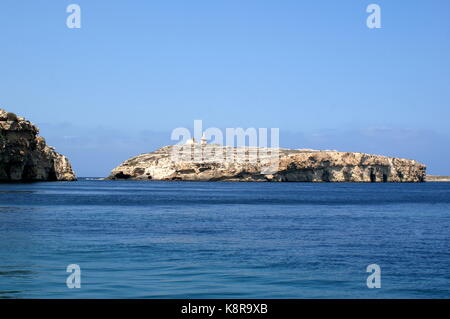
[[107, 145, 426, 182], [0, 109, 76, 182]]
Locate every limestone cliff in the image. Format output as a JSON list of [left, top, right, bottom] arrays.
[[107, 145, 426, 182], [0, 109, 76, 181]]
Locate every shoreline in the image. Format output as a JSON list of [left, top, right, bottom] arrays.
[[425, 175, 450, 182]]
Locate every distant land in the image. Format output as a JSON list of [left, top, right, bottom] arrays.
[[107, 145, 426, 183], [426, 175, 450, 182], [4, 109, 450, 183]]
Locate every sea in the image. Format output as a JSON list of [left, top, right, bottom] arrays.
[[0, 180, 449, 298]]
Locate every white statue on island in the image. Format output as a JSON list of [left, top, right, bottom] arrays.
[[185, 135, 208, 145], [201, 134, 207, 145]]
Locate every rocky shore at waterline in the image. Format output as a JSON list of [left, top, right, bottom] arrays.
[[426, 175, 450, 182]]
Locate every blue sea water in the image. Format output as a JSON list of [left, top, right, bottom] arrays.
[[0, 180, 449, 299]]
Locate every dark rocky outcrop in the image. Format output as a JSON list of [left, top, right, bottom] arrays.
[[0, 109, 76, 182]]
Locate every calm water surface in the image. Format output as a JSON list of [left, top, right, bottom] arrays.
[[0, 180, 449, 298]]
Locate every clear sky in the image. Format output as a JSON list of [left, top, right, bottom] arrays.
[[1, 0, 450, 176]]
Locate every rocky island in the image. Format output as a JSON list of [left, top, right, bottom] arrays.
[[108, 144, 426, 182], [0, 109, 76, 182]]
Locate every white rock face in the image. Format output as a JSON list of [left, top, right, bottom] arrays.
[[0, 109, 76, 181], [107, 145, 426, 183]]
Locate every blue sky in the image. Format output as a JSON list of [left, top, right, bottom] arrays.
[[1, 0, 450, 176]]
